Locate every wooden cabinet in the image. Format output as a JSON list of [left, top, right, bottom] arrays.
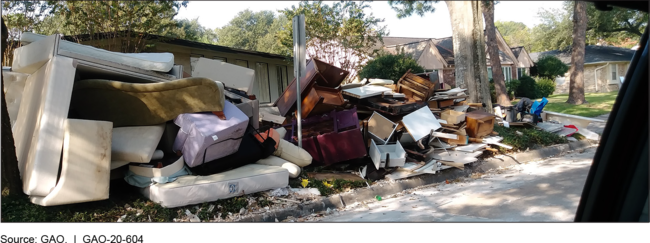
[[465, 110, 495, 138]]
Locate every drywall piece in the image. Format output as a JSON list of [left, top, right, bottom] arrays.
[[402, 106, 442, 142], [536, 122, 564, 133], [368, 78, 394, 85], [575, 126, 600, 141], [430, 132, 459, 140], [369, 140, 406, 169], [452, 105, 469, 112], [30, 119, 113, 206], [367, 111, 397, 145], [430, 139, 454, 149], [112, 124, 165, 163], [18, 56, 76, 196], [21, 33, 175, 73], [342, 85, 392, 99], [544, 110, 605, 128], [260, 110, 286, 124], [291, 188, 321, 196], [435, 88, 467, 96], [192, 57, 255, 94], [556, 127, 578, 137], [454, 143, 488, 152], [2, 70, 29, 128], [432, 151, 482, 164]]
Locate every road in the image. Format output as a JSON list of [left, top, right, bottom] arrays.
[[313, 146, 597, 222]]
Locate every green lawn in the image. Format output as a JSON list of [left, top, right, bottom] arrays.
[[512, 91, 618, 118]]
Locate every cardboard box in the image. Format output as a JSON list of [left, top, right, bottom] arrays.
[[441, 109, 466, 124]]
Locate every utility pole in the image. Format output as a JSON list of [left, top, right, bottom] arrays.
[[293, 14, 306, 147]]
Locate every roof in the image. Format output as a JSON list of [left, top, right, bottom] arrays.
[[383, 36, 514, 66], [510, 46, 524, 58], [530, 45, 636, 64], [63, 31, 291, 60]]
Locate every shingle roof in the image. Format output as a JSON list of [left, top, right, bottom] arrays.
[[510, 46, 524, 59], [530, 45, 635, 64], [430, 37, 455, 65], [383, 39, 430, 61]]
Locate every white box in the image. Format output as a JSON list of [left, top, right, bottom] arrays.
[[369, 140, 406, 170]]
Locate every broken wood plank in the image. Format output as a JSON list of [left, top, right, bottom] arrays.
[[306, 173, 366, 182]]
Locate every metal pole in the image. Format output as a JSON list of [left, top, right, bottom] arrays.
[[293, 14, 306, 148]]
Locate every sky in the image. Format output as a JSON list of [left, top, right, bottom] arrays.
[[174, 1, 565, 39]]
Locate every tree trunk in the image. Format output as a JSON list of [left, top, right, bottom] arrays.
[[446, 1, 493, 113], [1, 18, 24, 196], [567, 1, 588, 105], [482, 1, 510, 107]]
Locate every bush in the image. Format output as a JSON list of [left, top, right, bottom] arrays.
[[515, 75, 537, 98], [506, 79, 520, 100], [535, 55, 569, 79], [358, 53, 425, 83], [535, 77, 556, 97]]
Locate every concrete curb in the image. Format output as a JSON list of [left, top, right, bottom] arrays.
[[236, 140, 597, 222]]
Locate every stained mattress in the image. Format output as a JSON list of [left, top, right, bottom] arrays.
[[20, 32, 175, 73], [142, 164, 288, 208]]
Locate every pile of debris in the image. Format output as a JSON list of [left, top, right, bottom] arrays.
[[264, 66, 513, 182], [5, 33, 312, 208]]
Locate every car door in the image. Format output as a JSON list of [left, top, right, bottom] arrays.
[[574, 1, 649, 222]]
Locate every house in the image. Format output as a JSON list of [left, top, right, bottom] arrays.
[[530, 45, 635, 94], [59, 32, 295, 104], [378, 30, 534, 86]]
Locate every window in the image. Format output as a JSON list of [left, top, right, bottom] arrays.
[[610, 64, 618, 83], [487, 67, 493, 80], [517, 68, 527, 79], [234, 59, 249, 68], [212, 56, 227, 62], [276, 65, 288, 94], [502, 66, 512, 82]]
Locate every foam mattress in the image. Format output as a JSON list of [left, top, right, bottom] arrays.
[[111, 124, 165, 163], [3, 70, 29, 128], [21, 32, 175, 73], [142, 164, 288, 208]]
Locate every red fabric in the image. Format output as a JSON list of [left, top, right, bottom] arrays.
[[564, 125, 579, 137]]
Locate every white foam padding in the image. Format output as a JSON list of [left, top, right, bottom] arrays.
[[11, 34, 57, 74], [111, 124, 165, 163], [2, 70, 29, 128], [30, 119, 113, 206], [14, 56, 77, 196], [21, 33, 175, 73], [129, 156, 185, 178], [192, 57, 255, 94], [273, 139, 312, 167], [255, 156, 302, 178], [142, 164, 288, 208]]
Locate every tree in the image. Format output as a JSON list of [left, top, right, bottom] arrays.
[[530, 5, 573, 52], [278, 1, 388, 83], [494, 20, 532, 50], [535, 55, 569, 79], [389, 0, 492, 112], [166, 18, 217, 44], [1, 17, 23, 196], [44, 1, 188, 53], [216, 9, 290, 56], [567, 1, 588, 105], [483, 1, 509, 106], [585, 2, 647, 46], [357, 53, 425, 83], [1, 1, 52, 66]]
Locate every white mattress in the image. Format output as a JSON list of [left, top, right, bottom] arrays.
[[129, 156, 185, 178], [13, 56, 77, 196], [255, 156, 301, 178], [21, 33, 175, 73], [111, 124, 165, 163], [142, 164, 288, 208], [2, 70, 29, 128], [30, 119, 113, 206]]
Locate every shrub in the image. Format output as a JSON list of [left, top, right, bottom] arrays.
[[358, 53, 425, 83], [535, 55, 569, 80], [489, 79, 497, 103], [506, 79, 520, 100], [536, 77, 556, 97], [515, 75, 537, 98]]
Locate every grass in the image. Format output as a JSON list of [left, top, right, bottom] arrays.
[[511, 91, 618, 118], [494, 125, 568, 153], [1, 180, 272, 222]]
